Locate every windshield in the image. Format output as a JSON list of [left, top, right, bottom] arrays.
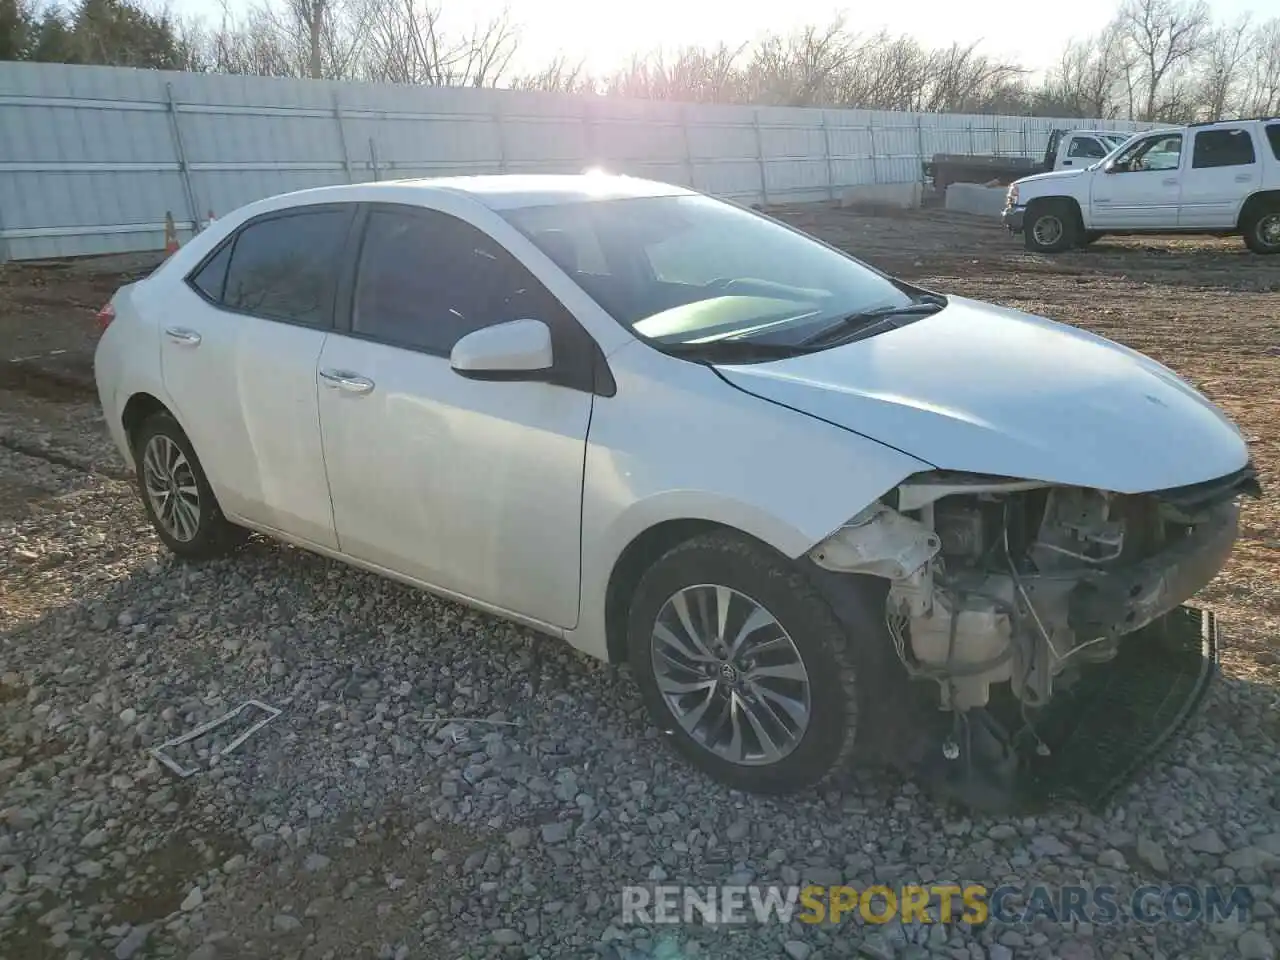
[[501, 194, 916, 349]]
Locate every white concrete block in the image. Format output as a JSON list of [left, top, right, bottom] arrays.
[[945, 183, 1008, 218], [839, 182, 923, 210]]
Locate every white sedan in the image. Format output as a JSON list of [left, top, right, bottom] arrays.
[[94, 174, 1255, 804]]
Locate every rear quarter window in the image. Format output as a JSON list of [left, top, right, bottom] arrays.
[[188, 241, 231, 303], [1268, 124, 1280, 161]]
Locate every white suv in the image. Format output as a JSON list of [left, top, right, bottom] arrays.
[[1004, 118, 1280, 254]]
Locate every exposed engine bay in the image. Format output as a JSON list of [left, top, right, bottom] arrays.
[[809, 466, 1259, 715]]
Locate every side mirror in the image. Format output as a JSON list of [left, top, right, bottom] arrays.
[[1105, 160, 1125, 174], [450, 319, 554, 381]]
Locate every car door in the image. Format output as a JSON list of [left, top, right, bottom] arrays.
[[1090, 133, 1184, 228], [162, 205, 354, 549], [316, 203, 596, 629], [1178, 127, 1261, 228]]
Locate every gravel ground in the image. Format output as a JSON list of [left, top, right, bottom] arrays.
[[1, 212, 1278, 960]]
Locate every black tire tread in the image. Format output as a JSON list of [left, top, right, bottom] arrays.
[[627, 530, 866, 794]]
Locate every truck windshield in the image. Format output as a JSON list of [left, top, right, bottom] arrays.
[[502, 195, 921, 349]]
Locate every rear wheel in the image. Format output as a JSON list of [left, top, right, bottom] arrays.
[[1242, 205, 1280, 254], [132, 412, 246, 560], [627, 531, 888, 793], [1023, 200, 1080, 253]]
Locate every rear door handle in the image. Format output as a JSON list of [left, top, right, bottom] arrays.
[[164, 327, 201, 346], [319, 368, 375, 395], [1162, 178, 1179, 186], [1234, 173, 1253, 182]]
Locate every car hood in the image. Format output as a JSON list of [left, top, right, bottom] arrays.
[[1016, 167, 1087, 187], [715, 297, 1249, 494]]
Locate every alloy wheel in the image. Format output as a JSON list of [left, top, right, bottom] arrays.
[[1032, 215, 1064, 247], [650, 584, 811, 766], [1259, 213, 1280, 249], [142, 434, 201, 542]]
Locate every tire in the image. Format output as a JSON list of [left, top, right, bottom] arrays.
[[131, 412, 246, 560], [626, 531, 890, 794], [1242, 204, 1280, 254], [1081, 231, 1105, 246], [1023, 200, 1080, 253]]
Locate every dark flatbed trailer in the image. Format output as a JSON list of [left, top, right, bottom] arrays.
[[923, 153, 1045, 190]]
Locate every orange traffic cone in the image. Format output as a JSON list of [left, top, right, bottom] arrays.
[[163, 211, 179, 257]]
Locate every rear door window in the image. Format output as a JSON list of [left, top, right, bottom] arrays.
[[1068, 137, 1107, 159], [1267, 124, 1280, 161], [221, 208, 351, 327], [1192, 129, 1257, 169]]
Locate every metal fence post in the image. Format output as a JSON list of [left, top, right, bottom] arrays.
[[0, 200, 10, 263], [1021, 121, 1028, 158], [753, 110, 769, 207], [495, 100, 509, 174], [916, 115, 925, 184], [369, 138, 380, 182], [821, 112, 836, 201], [967, 121, 975, 155], [332, 92, 354, 183], [680, 106, 696, 189], [868, 115, 879, 185], [582, 101, 595, 168], [165, 82, 200, 235]]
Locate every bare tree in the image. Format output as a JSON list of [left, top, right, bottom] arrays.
[[362, 0, 514, 86], [1043, 27, 1128, 118], [1115, 0, 1209, 120], [509, 54, 594, 94], [1196, 15, 1253, 119], [1240, 17, 1280, 116]]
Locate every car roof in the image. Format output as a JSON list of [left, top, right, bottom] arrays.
[[259, 174, 696, 214]]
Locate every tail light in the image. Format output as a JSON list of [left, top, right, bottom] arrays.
[[95, 302, 116, 331]]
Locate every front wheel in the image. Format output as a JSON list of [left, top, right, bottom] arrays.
[[1023, 200, 1080, 253], [1242, 206, 1280, 254], [627, 532, 882, 793]]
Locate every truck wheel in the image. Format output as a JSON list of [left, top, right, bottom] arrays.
[[1242, 205, 1280, 254], [1023, 200, 1080, 253]]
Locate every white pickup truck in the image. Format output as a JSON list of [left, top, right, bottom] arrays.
[[1003, 118, 1280, 254]]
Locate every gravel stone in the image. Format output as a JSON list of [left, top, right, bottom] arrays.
[[1187, 829, 1227, 855], [114, 926, 149, 959], [1237, 930, 1277, 960], [1136, 836, 1169, 875], [0, 339, 1277, 960]]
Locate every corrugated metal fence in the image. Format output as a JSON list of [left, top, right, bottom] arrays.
[[0, 61, 1145, 261]]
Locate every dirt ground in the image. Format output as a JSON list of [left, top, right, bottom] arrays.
[[0, 208, 1277, 960]]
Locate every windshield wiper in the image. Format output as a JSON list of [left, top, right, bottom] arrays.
[[799, 296, 946, 347], [661, 339, 818, 362]]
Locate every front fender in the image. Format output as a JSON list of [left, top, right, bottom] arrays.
[[565, 342, 932, 661]]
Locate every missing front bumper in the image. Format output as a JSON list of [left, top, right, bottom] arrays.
[[916, 605, 1218, 813]]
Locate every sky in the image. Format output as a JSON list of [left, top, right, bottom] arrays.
[[169, 0, 1279, 77]]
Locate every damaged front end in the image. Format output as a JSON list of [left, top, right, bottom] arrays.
[[808, 464, 1260, 811]]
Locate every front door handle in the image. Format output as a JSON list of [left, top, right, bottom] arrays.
[[1162, 178, 1179, 186], [164, 327, 202, 346], [319, 368, 375, 395]]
